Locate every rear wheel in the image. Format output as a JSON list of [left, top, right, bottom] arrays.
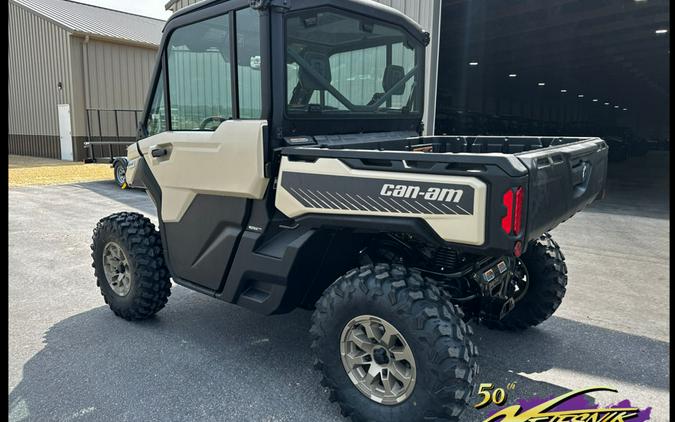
[[91, 212, 171, 320], [311, 264, 478, 422], [482, 233, 567, 331]]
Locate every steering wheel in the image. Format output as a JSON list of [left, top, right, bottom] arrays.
[[199, 116, 229, 131]]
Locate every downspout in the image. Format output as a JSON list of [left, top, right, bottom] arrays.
[[82, 35, 90, 112], [82, 35, 91, 143]]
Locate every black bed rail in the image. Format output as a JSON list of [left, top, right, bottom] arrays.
[[84, 108, 142, 163]]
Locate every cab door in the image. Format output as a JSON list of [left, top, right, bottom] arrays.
[[136, 6, 268, 291]]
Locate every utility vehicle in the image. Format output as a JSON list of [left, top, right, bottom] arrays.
[[90, 1, 608, 420]]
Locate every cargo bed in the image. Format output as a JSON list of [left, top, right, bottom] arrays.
[[279, 133, 609, 256]]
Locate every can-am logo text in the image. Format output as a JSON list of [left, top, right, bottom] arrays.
[[380, 184, 464, 203]]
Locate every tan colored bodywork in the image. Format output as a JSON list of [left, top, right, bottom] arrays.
[[124, 144, 141, 186], [130, 120, 269, 222], [276, 157, 487, 245]]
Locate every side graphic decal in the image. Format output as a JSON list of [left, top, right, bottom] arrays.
[[281, 172, 475, 215]]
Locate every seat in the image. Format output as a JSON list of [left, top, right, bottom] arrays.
[[367, 65, 405, 105], [289, 50, 331, 106]]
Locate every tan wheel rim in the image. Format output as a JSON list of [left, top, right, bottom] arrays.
[[102, 241, 132, 296], [339, 315, 416, 405]]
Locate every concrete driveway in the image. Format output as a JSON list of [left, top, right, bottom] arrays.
[[8, 152, 669, 421]]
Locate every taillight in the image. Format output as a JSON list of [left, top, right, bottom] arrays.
[[501, 187, 525, 235], [514, 187, 524, 235], [501, 190, 513, 234]]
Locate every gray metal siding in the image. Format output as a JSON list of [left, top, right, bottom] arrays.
[[9, 0, 160, 159], [375, 0, 435, 29], [167, 0, 202, 12], [84, 40, 157, 110], [8, 1, 73, 138], [13, 0, 164, 47], [69, 36, 87, 139], [80, 39, 159, 138]]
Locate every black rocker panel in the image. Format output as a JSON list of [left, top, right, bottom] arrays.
[[162, 194, 249, 291]]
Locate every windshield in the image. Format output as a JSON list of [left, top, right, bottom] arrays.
[[285, 8, 423, 117]]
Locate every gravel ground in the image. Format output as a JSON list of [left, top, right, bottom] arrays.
[[8, 152, 669, 421], [8, 155, 84, 168], [9, 155, 111, 187]]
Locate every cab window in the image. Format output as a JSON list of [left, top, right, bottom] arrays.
[[145, 68, 166, 137], [285, 9, 422, 116], [167, 14, 233, 131], [236, 8, 262, 119]]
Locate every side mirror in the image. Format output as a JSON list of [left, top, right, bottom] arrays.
[[250, 55, 261, 70]]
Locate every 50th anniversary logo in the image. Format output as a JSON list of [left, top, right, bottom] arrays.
[[474, 384, 652, 422]]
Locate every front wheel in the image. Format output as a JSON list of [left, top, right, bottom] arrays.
[[310, 264, 478, 422], [91, 212, 171, 320]]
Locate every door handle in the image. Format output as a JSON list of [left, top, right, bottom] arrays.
[[151, 147, 167, 158]]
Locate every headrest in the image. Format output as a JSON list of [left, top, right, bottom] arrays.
[[383, 65, 405, 94], [298, 51, 331, 91]]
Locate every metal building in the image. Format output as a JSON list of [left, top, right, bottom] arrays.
[[8, 0, 164, 161], [165, 0, 201, 13]]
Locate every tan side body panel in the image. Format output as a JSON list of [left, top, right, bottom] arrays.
[[134, 120, 269, 222], [124, 144, 141, 187], [276, 157, 487, 245]]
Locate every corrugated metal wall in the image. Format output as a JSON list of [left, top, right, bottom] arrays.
[[9, 1, 160, 159], [8, 1, 73, 158], [83, 40, 158, 112], [375, 0, 436, 32], [167, 0, 202, 12], [79, 38, 159, 139]]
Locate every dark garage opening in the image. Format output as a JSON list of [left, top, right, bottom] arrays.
[[435, 0, 669, 216], [436, 0, 669, 148]]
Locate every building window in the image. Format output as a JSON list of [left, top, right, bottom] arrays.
[[236, 8, 262, 119], [145, 68, 166, 137], [167, 14, 232, 131]]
